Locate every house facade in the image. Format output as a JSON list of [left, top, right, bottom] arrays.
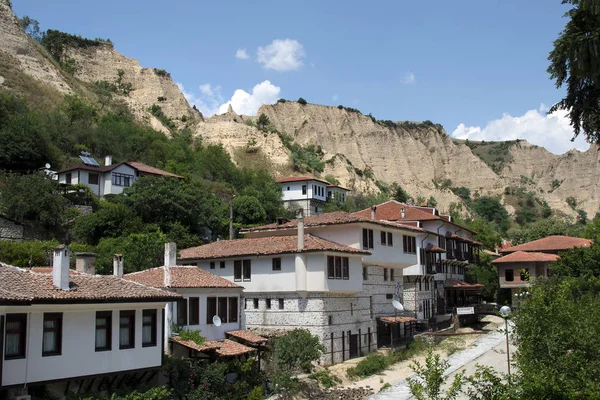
[[0, 246, 180, 399], [354, 201, 483, 320], [57, 155, 182, 199], [276, 176, 348, 216], [180, 211, 424, 364]]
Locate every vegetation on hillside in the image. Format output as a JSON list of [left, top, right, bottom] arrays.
[[459, 139, 517, 173]]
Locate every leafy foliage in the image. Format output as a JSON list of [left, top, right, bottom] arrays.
[[41, 29, 111, 64], [153, 68, 170, 78], [172, 325, 206, 346], [308, 368, 341, 388], [450, 186, 471, 201], [297, 97, 307, 105], [465, 253, 499, 302], [407, 350, 464, 400], [274, 329, 325, 372], [233, 195, 267, 225], [471, 196, 510, 232], [20, 16, 43, 42], [149, 104, 176, 130]]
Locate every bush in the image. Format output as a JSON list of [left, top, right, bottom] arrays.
[[297, 97, 307, 105], [0, 240, 58, 267], [148, 104, 176, 130], [347, 353, 387, 378], [309, 368, 342, 388], [276, 98, 287, 103], [451, 186, 471, 201], [274, 329, 325, 371], [566, 196, 578, 209], [157, 96, 167, 102], [247, 385, 265, 400], [153, 68, 170, 78]]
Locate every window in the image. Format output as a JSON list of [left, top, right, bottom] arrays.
[[95, 311, 112, 352], [328, 315, 333, 325], [206, 297, 217, 324], [279, 299, 284, 309], [243, 259, 251, 281], [387, 232, 393, 246], [220, 261, 226, 269], [234, 260, 242, 281], [119, 311, 135, 349], [176, 299, 188, 326], [390, 268, 395, 281], [363, 267, 368, 280], [272, 258, 282, 271], [403, 235, 416, 254], [438, 236, 446, 250], [189, 297, 200, 325], [505, 269, 514, 282], [218, 297, 228, 323], [253, 299, 259, 309], [229, 297, 238, 323], [386, 294, 393, 300], [88, 173, 99, 185], [142, 309, 157, 347], [210, 261, 215, 269], [302, 185, 307, 195], [42, 313, 62, 356], [266, 299, 272, 309], [362, 229, 374, 249], [381, 231, 387, 245], [383, 268, 388, 281], [65, 173, 72, 184], [112, 172, 134, 187], [5, 314, 27, 359], [328, 256, 350, 279]]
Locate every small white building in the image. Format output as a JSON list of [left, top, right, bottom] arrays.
[[276, 176, 348, 216], [0, 246, 180, 399], [181, 211, 425, 364], [57, 155, 182, 199], [123, 244, 266, 360]]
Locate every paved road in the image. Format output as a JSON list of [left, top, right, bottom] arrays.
[[369, 327, 515, 400]]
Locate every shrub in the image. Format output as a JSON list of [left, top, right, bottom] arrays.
[[157, 96, 167, 102], [148, 104, 176, 130], [276, 98, 287, 103], [380, 383, 392, 392], [274, 329, 325, 371], [153, 68, 170, 78], [566, 196, 578, 209], [172, 325, 205, 346], [297, 97, 307, 105], [309, 368, 341, 388], [247, 385, 265, 400], [347, 354, 387, 378], [451, 186, 471, 201]]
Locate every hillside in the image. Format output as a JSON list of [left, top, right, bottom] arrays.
[[1, 0, 598, 220]]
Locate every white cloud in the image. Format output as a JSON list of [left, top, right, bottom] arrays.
[[332, 94, 339, 102], [235, 48, 249, 60], [218, 80, 280, 115], [401, 72, 416, 84], [257, 39, 305, 71], [451, 105, 590, 155], [178, 80, 280, 117]]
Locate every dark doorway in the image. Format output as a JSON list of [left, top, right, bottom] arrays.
[[349, 334, 359, 359]]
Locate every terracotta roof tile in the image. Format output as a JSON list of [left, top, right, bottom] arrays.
[[500, 236, 592, 253], [243, 211, 423, 233], [445, 279, 484, 289], [124, 266, 242, 289], [425, 244, 446, 253], [492, 251, 560, 264], [179, 234, 370, 260], [379, 316, 416, 323], [58, 161, 181, 178], [276, 176, 330, 185], [127, 162, 183, 178], [170, 337, 255, 357], [226, 330, 267, 344], [0, 263, 181, 303]]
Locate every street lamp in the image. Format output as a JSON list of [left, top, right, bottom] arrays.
[[499, 305, 511, 377]]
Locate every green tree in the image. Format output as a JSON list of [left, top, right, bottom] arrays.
[[465, 253, 499, 302], [19, 16, 43, 42], [450, 186, 471, 201], [393, 184, 410, 203], [509, 218, 580, 245], [548, 0, 600, 143], [233, 195, 267, 226], [297, 97, 307, 105], [71, 201, 145, 245], [274, 329, 325, 372], [95, 230, 167, 274], [407, 350, 464, 400], [471, 196, 510, 232], [256, 113, 271, 130]]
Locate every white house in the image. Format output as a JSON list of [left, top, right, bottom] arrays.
[[276, 176, 348, 216], [57, 155, 182, 199], [180, 211, 425, 364], [0, 246, 180, 399], [123, 244, 266, 360], [354, 201, 483, 320]]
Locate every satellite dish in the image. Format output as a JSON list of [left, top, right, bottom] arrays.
[[45, 163, 51, 169], [213, 315, 222, 327], [392, 300, 404, 312]]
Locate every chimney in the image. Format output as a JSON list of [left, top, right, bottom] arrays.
[[407, 198, 414, 206], [52, 245, 70, 290], [297, 209, 304, 250], [113, 254, 124, 278], [164, 242, 177, 266], [105, 155, 112, 166], [371, 206, 377, 220], [75, 252, 96, 275], [401, 207, 406, 219]]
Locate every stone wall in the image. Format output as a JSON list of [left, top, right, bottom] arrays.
[[402, 275, 436, 320], [0, 216, 23, 241], [282, 199, 327, 216]]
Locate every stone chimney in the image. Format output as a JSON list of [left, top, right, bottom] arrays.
[[52, 245, 70, 290], [400, 207, 406, 219], [113, 254, 124, 278], [371, 205, 377, 220], [75, 252, 96, 275], [105, 155, 112, 166], [164, 242, 177, 266], [297, 209, 305, 250]]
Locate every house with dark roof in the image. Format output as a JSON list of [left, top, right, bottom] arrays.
[[0, 245, 180, 399], [493, 236, 592, 301], [57, 155, 182, 199], [276, 176, 348, 216], [123, 243, 265, 361]]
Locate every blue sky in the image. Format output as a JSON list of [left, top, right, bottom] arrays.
[[13, 0, 587, 154]]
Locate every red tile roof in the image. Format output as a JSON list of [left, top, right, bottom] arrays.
[[170, 337, 255, 357], [0, 263, 181, 304], [353, 201, 476, 233], [379, 316, 417, 323], [276, 176, 330, 185], [445, 279, 484, 289], [124, 266, 242, 289], [492, 251, 560, 264], [242, 211, 424, 233], [500, 236, 592, 254], [425, 244, 446, 253], [179, 234, 369, 260], [58, 161, 182, 178], [447, 233, 483, 246], [226, 330, 268, 344], [127, 162, 183, 178]]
